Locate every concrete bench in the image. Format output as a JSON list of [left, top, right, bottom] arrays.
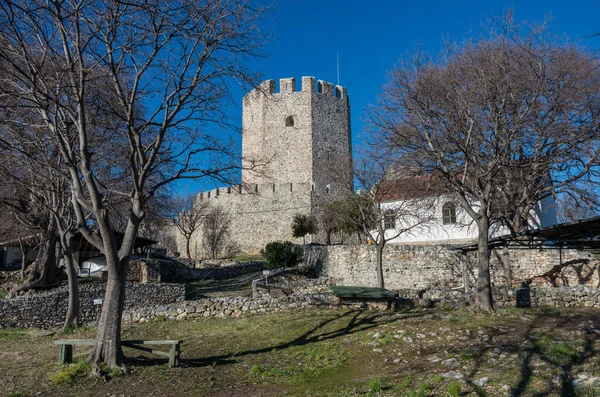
[[330, 285, 398, 309], [54, 339, 182, 367]]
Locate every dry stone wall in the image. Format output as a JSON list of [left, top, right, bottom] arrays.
[[0, 282, 185, 329], [304, 244, 599, 290]]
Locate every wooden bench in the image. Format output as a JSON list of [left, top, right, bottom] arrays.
[[330, 285, 398, 309], [54, 339, 182, 367]]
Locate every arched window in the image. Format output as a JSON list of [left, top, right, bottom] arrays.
[[442, 202, 457, 225], [285, 116, 294, 127]]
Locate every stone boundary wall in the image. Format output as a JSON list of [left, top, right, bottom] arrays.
[[129, 259, 265, 283], [121, 293, 340, 323], [396, 285, 600, 309], [304, 244, 599, 290], [252, 269, 332, 298], [0, 282, 185, 329]]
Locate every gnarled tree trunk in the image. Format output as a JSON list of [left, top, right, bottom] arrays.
[[8, 219, 58, 298]]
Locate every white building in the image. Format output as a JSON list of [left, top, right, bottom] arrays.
[[379, 193, 557, 245]]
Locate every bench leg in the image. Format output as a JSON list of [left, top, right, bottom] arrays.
[[169, 343, 181, 367], [59, 344, 73, 364]]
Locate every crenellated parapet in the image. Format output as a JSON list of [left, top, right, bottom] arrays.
[[197, 182, 318, 201], [247, 76, 347, 101]]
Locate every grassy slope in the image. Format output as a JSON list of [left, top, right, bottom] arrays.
[[1, 307, 600, 396]]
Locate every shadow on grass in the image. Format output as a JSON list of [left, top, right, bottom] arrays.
[[456, 307, 600, 397], [184, 271, 262, 299], [173, 308, 427, 368]]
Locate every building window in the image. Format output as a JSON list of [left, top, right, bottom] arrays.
[[383, 211, 396, 230], [285, 116, 294, 127], [442, 202, 457, 225]]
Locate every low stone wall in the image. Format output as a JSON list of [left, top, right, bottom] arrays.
[[121, 293, 341, 323], [304, 245, 598, 290], [395, 285, 600, 309], [252, 268, 332, 298], [0, 281, 185, 329]]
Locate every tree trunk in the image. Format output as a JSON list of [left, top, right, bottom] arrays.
[[91, 256, 128, 368], [376, 243, 385, 289], [61, 232, 79, 331], [474, 214, 494, 312], [18, 235, 26, 279], [8, 220, 58, 298], [493, 246, 512, 287], [460, 252, 470, 293], [185, 237, 192, 259]]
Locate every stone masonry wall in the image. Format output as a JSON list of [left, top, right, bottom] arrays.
[[179, 77, 352, 257], [0, 282, 185, 329], [304, 244, 599, 290], [183, 183, 312, 256]]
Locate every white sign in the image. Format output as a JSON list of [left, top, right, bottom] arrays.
[[93, 298, 103, 305], [263, 270, 270, 276]]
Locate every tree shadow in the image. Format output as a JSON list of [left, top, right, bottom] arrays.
[[454, 308, 600, 397], [179, 308, 428, 368]]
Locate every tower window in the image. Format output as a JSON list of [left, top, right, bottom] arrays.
[[285, 116, 294, 127], [442, 202, 457, 225]]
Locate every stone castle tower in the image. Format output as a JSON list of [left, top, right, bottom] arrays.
[[182, 76, 352, 256]]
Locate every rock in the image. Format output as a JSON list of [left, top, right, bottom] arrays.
[[372, 332, 382, 339], [473, 377, 488, 387], [416, 333, 426, 339], [500, 385, 511, 392], [367, 341, 380, 346], [403, 336, 413, 343], [373, 348, 383, 353], [393, 358, 401, 364], [441, 358, 459, 367], [442, 371, 463, 379]]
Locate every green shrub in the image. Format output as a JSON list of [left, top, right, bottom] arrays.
[[261, 241, 303, 270]]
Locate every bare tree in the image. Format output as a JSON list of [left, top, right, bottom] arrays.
[[174, 195, 209, 259], [0, 0, 267, 368], [336, 156, 437, 289], [202, 205, 232, 260], [0, 121, 81, 329], [369, 14, 600, 310]]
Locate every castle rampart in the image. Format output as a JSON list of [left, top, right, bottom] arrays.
[[179, 76, 352, 258]]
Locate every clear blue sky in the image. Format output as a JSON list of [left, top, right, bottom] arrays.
[[176, 0, 600, 195]]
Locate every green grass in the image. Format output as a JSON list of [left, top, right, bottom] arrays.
[[459, 348, 479, 361], [0, 289, 8, 299], [533, 334, 579, 363], [48, 360, 91, 385], [230, 253, 264, 262], [448, 381, 461, 396], [0, 328, 28, 340], [1, 307, 600, 396], [367, 378, 381, 393]]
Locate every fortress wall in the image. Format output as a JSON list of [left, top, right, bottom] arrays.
[[187, 182, 314, 257]]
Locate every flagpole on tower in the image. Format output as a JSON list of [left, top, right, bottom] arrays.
[[337, 52, 340, 86]]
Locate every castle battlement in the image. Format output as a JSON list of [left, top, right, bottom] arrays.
[[198, 182, 316, 201], [249, 76, 347, 100]]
